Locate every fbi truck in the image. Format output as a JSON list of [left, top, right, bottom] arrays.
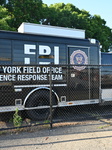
[[0, 22, 111, 120]]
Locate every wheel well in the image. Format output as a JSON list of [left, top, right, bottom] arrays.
[[23, 87, 59, 107]]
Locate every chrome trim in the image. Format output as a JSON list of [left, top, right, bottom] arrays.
[[0, 99, 100, 113], [14, 84, 67, 88], [23, 87, 59, 106], [0, 106, 24, 112], [25, 105, 58, 110], [58, 99, 99, 107]]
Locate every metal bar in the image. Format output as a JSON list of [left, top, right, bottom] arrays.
[[49, 66, 53, 129]]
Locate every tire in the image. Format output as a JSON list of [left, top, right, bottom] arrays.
[[25, 90, 57, 120]]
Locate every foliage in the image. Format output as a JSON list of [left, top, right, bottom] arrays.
[[0, 0, 6, 6], [13, 109, 22, 127], [42, 3, 112, 51], [5, 0, 43, 28], [88, 15, 112, 51], [0, 5, 14, 30], [0, 1, 112, 51]]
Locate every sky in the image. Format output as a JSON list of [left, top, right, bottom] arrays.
[[42, 0, 112, 28]]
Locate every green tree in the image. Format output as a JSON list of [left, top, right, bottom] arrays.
[[87, 15, 111, 51], [44, 3, 112, 51], [2, 1, 112, 51], [0, 5, 14, 30], [6, 0, 43, 28], [0, 0, 6, 6], [44, 3, 81, 27]]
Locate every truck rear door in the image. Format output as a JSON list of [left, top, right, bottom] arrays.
[[68, 46, 100, 102]]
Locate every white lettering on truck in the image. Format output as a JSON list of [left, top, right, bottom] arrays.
[[24, 44, 36, 64], [24, 44, 59, 64]]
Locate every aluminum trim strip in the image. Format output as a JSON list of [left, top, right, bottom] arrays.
[[14, 84, 67, 88]]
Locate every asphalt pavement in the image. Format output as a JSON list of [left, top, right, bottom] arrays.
[[0, 119, 112, 150]]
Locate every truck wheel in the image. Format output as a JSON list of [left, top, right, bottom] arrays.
[[26, 90, 57, 120]]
